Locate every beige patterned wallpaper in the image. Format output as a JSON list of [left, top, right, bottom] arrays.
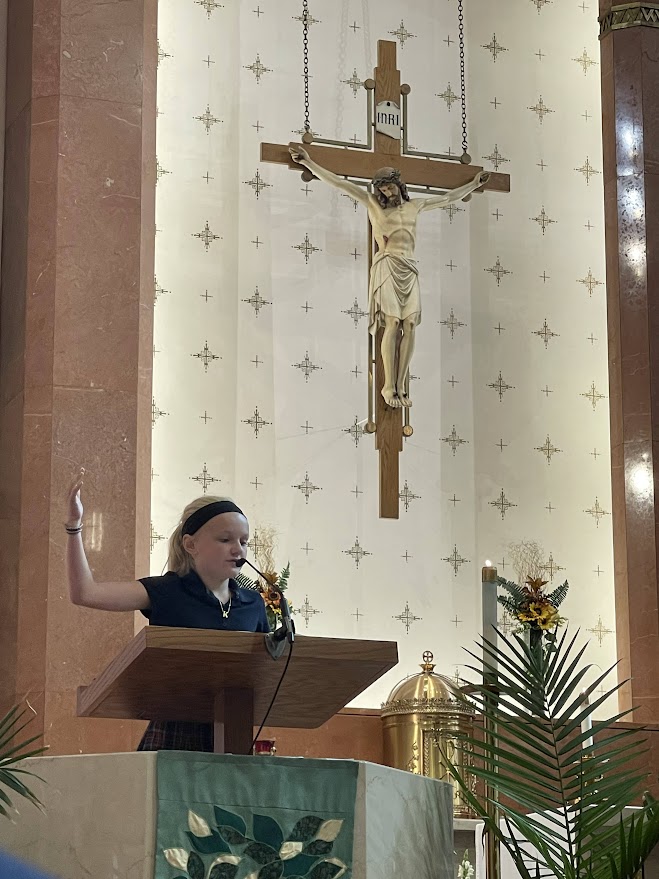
[[151, 0, 615, 710]]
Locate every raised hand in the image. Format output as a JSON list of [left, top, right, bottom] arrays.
[[66, 468, 85, 527]]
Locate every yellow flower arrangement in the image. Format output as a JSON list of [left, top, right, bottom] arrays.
[[236, 565, 294, 631], [498, 574, 568, 637], [250, 565, 294, 630], [233, 527, 294, 632]]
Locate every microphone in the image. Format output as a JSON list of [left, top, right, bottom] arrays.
[[236, 558, 295, 658]]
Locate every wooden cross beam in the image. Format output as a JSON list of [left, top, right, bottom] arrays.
[[261, 40, 510, 519], [261, 140, 511, 193]]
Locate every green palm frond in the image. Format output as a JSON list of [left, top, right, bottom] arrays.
[[438, 628, 659, 879], [236, 564, 291, 592], [498, 597, 521, 619], [235, 571, 259, 591], [497, 578, 528, 620], [605, 795, 659, 879], [546, 580, 569, 608], [277, 562, 290, 591], [497, 577, 529, 605], [0, 705, 47, 819]]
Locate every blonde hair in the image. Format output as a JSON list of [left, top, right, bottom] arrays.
[[167, 495, 236, 575]]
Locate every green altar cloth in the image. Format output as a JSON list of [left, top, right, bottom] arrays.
[[155, 753, 358, 879]]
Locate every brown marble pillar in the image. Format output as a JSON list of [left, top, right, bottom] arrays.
[[600, 3, 659, 721], [0, 0, 156, 753]]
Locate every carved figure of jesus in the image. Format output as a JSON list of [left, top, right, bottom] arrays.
[[289, 144, 489, 408]]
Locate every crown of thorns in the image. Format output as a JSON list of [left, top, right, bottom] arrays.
[[372, 167, 402, 187], [371, 167, 409, 205]]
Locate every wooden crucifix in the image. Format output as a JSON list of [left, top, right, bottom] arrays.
[[261, 40, 510, 519]]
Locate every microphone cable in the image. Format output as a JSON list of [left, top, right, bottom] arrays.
[[236, 556, 296, 754], [250, 638, 294, 754]]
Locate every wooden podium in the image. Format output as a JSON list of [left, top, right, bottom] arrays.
[[77, 627, 398, 755]]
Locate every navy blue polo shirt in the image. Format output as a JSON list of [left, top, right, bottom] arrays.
[[139, 570, 269, 633]]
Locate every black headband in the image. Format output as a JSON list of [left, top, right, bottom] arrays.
[[181, 501, 245, 536]]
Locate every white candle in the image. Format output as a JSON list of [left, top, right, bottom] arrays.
[[482, 560, 498, 675], [581, 690, 594, 750]]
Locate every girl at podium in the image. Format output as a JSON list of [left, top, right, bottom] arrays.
[[65, 469, 268, 751]]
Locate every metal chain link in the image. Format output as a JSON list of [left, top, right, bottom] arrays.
[[457, 0, 469, 156], [303, 0, 311, 134]]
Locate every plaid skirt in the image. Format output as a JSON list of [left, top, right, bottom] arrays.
[[137, 720, 214, 752]]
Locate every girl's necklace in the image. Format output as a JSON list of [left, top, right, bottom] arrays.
[[218, 594, 232, 619]]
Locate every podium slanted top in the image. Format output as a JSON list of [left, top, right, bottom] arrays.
[[77, 627, 398, 729]]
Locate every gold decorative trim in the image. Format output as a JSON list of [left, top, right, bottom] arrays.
[[599, 3, 659, 38], [422, 730, 431, 777], [381, 697, 475, 717]]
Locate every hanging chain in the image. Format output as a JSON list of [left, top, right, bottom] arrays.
[[457, 0, 469, 161], [302, 0, 311, 135]]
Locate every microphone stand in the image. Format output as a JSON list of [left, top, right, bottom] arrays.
[[238, 558, 295, 660]]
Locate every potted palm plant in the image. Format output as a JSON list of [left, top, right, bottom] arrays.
[[441, 627, 659, 879], [0, 704, 47, 819]]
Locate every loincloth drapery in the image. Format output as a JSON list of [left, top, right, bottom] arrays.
[[368, 251, 421, 336]]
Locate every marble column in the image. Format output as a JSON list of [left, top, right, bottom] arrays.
[[0, 0, 7, 271], [0, 0, 157, 752], [599, 2, 659, 720]]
